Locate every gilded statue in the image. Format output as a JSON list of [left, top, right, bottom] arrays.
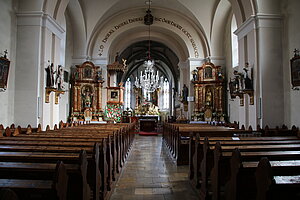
[[206, 89, 212, 106]]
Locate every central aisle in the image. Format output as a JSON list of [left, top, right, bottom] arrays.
[[110, 135, 199, 200]]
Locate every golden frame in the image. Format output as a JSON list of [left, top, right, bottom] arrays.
[[107, 87, 123, 103]]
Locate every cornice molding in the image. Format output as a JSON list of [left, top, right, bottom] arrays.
[[16, 11, 65, 39], [72, 57, 109, 65], [187, 58, 203, 66], [234, 13, 282, 39]]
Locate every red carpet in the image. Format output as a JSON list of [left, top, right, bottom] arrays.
[[138, 131, 159, 136]]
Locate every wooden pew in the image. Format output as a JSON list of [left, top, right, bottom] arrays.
[[262, 125, 298, 136], [23, 127, 120, 186], [3, 127, 117, 184], [0, 139, 101, 200], [58, 123, 134, 171], [225, 149, 300, 200], [255, 157, 300, 200], [190, 135, 300, 200], [0, 122, 134, 200], [0, 150, 90, 200], [0, 161, 68, 200], [209, 142, 300, 200], [4, 123, 133, 200], [190, 135, 300, 184], [163, 123, 253, 165]]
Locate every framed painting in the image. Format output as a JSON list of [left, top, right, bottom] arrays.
[[290, 55, 300, 87], [0, 56, 10, 91], [107, 87, 124, 103]]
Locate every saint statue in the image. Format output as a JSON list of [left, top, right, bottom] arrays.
[[243, 62, 253, 90], [82, 87, 93, 108], [45, 63, 56, 88], [96, 68, 103, 81], [233, 70, 241, 91], [206, 89, 212, 106], [56, 65, 65, 90], [182, 84, 188, 103]]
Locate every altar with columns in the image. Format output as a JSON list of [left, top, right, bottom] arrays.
[[70, 61, 104, 121]]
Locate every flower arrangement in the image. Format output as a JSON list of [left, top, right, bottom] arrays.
[[104, 104, 122, 122]]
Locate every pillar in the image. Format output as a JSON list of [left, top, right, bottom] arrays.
[[235, 13, 283, 128]]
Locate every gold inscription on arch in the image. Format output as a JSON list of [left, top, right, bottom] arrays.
[[98, 16, 199, 58]]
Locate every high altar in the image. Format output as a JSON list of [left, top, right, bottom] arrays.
[[70, 61, 104, 121], [192, 61, 225, 121]]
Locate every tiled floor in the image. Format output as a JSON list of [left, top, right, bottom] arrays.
[[109, 135, 199, 200]]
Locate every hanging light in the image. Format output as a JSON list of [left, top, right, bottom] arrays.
[[135, 0, 162, 93]]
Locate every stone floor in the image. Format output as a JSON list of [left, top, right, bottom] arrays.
[[109, 135, 199, 200]]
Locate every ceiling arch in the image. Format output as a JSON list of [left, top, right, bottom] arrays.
[[40, 0, 261, 64], [88, 6, 208, 61], [210, 0, 232, 57], [107, 26, 189, 63], [65, 0, 87, 58]]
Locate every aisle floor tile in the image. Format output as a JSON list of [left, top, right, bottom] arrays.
[[109, 135, 198, 200]]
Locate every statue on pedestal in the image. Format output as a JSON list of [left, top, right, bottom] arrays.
[[56, 65, 65, 91], [182, 84, 188, 103], [45, 63, 56, 88], [82, 86, 93, 108]]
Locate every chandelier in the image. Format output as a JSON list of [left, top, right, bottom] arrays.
[[135, 59, 161, 92], [134, 0, 161, 93]]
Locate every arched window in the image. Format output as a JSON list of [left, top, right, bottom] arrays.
[[231, 14, 239, 68], [124, 78, 131, 109], [162, 79, 169, 110]]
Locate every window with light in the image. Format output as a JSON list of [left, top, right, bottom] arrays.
[[162, 79, 169, 110], [231, 14, 239, 68], [124, 78, 131, 109]]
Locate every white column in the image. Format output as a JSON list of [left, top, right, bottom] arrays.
[[235, 14, 283, 128], [15, 12, 65, 128], [181, 59, 203, 120], [256, 14, 283, 127], [14, 13, 43, 127]]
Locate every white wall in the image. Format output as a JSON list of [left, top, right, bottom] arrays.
[[282, 0, 300, 128], [0, 0, 17, 127], [224, 13, 240, 124], [61, 12, 73, 123]]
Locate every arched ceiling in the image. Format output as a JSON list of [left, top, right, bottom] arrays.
[[37, 0, 258, 62], [63, 0, 236, 60]]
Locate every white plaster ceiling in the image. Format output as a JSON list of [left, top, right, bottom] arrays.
[[66, 0, 234, 60]]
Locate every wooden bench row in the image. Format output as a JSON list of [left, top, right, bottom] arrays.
[[0, 122, 136, 200], [163, 122, 300, 166], [0, 161, 68, 200], [191, 134, 300, 200], [162, 123, 256, 165], [1, 129, 106, 200]]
